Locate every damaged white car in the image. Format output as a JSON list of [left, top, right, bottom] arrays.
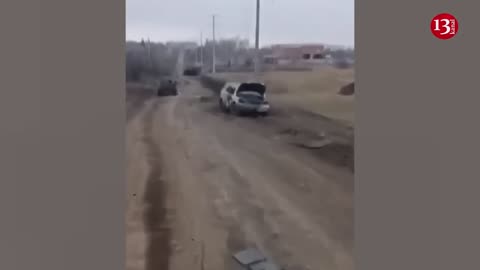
[[219, 82, 270, 116]]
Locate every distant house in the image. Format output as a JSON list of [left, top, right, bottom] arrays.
[[165, 41, 197, 51], [266, 44, 327, 66]]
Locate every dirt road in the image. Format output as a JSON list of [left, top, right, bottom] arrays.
[[126, 79, 354, 270]]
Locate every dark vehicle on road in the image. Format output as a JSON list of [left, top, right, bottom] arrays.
[[157, 79, 178, 96], [183, 66, 201, 76]]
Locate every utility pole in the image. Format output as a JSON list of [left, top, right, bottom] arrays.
[[212, 15, 216, 74], [147, 38, 153, 69], [254, 0, 261, 76], [200, 32, 204, 66]]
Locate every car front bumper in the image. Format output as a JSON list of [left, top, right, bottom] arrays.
[[236, 103, 270, 113]]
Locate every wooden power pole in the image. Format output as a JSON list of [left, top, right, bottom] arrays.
[[212, 15, 216, 74], [254, 0, 261, 76]]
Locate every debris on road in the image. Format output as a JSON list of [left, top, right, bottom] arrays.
[[233, 248, 282, 270], [234, 248, 266, 266]]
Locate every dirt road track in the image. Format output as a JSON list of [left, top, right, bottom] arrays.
[[126, 79, 354, 270]]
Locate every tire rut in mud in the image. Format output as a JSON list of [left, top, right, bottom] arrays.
[[142, 100, 172, 270], [126, 84, 155, 122]]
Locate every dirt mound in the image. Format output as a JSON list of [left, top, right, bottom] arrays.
[[339, 82, 355, 96]]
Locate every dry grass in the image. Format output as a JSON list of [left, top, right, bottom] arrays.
[[214, 67, 355, 126]]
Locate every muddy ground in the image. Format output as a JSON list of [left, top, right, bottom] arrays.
[[126, 78, 354, 270]]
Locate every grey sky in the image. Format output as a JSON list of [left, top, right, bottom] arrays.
[[126, 0, 354, 47]]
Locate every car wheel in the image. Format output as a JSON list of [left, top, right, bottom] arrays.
[[259, 111, 269, 117]]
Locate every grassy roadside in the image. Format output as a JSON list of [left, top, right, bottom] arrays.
[[201, 67, 355, 127]]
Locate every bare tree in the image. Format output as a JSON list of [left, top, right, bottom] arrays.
[[126, 41, 180, 82]]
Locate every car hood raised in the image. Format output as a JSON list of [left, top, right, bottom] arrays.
[[237, 83, 266, 95]]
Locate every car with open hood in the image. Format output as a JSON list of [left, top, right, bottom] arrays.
[[219, 82, 270, 116]]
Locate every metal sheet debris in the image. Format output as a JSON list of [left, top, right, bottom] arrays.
[[233, 248, 282, 270], [233, 248, 267, 266]]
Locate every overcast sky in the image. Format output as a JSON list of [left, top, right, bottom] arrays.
[[126, 0, 354, 47]]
